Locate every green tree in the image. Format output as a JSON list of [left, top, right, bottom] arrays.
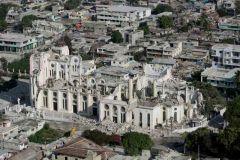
[[0, 3, 18, 31], [152, 4, 173, 15], [0, 19, 7, 31], [111, 31, 123, 43], [235, 71, 240, 88], [7, 54, 30, 73], [21, 15, 38, 28], [196, 15, 210, 31], [0, 58, 7, 70], [127, 0, 139, 5], [221, 38, 235, 44], [224, 96, 240, 128], [122, 132, 153, 156], [190, 70, 203, 82], [82, 130, 112, 145], [28, 123, 62, 144], [56, 35, 73, 54], [235, 0, 240, 14], [44, 4, 53, 11], [64, 0, 81, 10], [157, 16, 173, 29], [217, 8, 228, 17], [138, 22, 150, 35], [192, 82, 226, 116]]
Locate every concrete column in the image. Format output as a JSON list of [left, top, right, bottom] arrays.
[[161, 82, 165, 98], [117, 84, 122, 100], [56, 63, 59, 79], [153, 80, 157, 98], [57, 91, 62, 111], [126, 111, 131, 123], [47, 90, 52, 111], [77, 92, 82, 112], [128, 79, 133, 100], [99, 103, 104, 121], [117, 106, 121, 123], [185, 86, 189, 103], [109, 105, 113, 122], [67, 91, 72, 113]]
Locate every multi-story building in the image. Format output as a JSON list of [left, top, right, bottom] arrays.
[[147, 41, 182, 59], [0, 119, 18, 140], [97, 43, 129, 58], [96, 5, 151, 26], [122, 29, 144, 45], [211, 44, 240, 68], [218, 17, 240, 31], [30, 46, 203, 130], [30, 20, 66, 36], [201, 67, 240, 88], [53, 137, 116, 160], [0, 33, 37, 53]]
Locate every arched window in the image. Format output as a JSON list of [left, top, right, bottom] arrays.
[[174, 112, 177, 122], [104, 104, 110, 118], [113, 106, 118, 115], [147, 113, 150, 127], [43, 90, 48, 108], [121, 107, 126, 123], [63, 93, 67, 110], [139, 112, 142, 127], [163, 107, 166, 122]]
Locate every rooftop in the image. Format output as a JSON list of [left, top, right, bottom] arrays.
[[108, 5, 150, 13], [0, 33, 33, 42], [201, 67, 240, 79], [54, 137, 115, 159]]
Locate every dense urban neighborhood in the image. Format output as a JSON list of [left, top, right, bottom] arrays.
[[0, 0, 239, 159]]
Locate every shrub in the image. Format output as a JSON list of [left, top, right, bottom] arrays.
[[122, 132, 153, 156]]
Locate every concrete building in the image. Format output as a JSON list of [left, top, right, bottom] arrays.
[[31, 20, 66, 37], [96, 5, 151, 26], [176, 48, 209, 63], [0, 33, 37, 54], [53, 137, 116, 160], [30, 46, 203, 129], [97, 43, 129, 58], [147, 41, 182, 59], [211, 44, 240, 68], [0, 120, 18, 140], [218, 17, 240, 31], [201, 67, 240, 88], [122, 29, 144, 45]]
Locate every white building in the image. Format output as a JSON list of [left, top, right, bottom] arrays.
[[0, 120, 18, 140], [201, 67, 240, 88], [211, 44, 240, 68], [147, 41, 182, 59], [0, 33, 37, 53], [96, 5, 151, 25], [97, 43, 129, 58], [30, 46, 203, 130], [30, 20, 66, 37]]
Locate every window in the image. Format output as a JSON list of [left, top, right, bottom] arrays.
[[139, 112, 142, 127], [147, 113, 150, 127], [174, 112, 177, 122], [104, 104, 109, 118], [113, 106, 118, 115], [53, 92, 57, 97], [43, 96, 48, 108], [121, 107, 126, 123], [163, 107, 166, 122]]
